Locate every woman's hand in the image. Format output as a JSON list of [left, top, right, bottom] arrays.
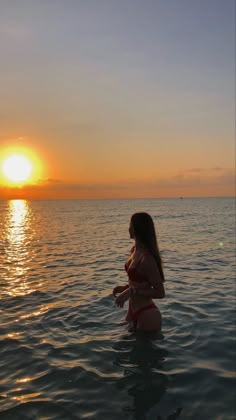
[[115, 287, 131, 308], [112, 285, 127, 297]]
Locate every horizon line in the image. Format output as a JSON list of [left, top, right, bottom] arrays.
[[0, 195, 234, 202]]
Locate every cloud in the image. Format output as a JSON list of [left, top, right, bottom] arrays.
[[186, 167, 226, 173], [38, 178, 63, 184]]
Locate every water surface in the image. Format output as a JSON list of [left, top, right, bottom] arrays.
[[0, 198, 235, 419]]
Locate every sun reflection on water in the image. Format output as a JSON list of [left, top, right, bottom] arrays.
[[3, 200, 35, 297], [8, 200, 28, 244]]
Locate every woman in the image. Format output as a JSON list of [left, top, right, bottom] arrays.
[[113, 212, 165, 331]]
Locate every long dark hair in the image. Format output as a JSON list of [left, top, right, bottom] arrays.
[[131, 212, 165, 282]]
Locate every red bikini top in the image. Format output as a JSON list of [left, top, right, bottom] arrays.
[[125, 259, 149, 283]]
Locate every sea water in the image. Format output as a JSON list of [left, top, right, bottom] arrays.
[[0, 197, 235, 419]]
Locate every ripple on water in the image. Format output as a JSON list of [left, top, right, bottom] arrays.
[[0, 198, 235, 419]]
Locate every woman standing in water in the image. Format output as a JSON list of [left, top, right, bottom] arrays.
[[113, 212, 165, 331]]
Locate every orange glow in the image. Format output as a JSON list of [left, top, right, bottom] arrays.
[[0, 146, 43, 187], [0, 140, 234, 199]]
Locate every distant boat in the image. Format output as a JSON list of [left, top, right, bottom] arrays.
[[179, 197, 183, 199]]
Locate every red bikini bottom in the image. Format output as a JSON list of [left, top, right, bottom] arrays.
[[128, 302, 157, 321]]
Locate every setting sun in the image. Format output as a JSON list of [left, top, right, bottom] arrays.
[[2, 154, 33, 183], [0, 145, 44, 198]]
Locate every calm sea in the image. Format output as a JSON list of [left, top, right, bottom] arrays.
[[0, 197, 235, 420]]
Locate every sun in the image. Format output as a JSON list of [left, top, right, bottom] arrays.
[[2, 154, 33, 183]]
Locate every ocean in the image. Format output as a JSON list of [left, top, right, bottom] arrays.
[[0, 197, 235, 420]]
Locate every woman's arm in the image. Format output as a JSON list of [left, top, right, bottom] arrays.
[[113, 284, 129, 297], [115, 286, 131, 307], [129, 279, 150, 289], [136, 254, 165, 299]]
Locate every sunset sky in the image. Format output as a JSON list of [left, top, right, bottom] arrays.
[[0, 0, 235, 199]]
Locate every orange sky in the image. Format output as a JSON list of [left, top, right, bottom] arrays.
[[0, 2, 235, 200]]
